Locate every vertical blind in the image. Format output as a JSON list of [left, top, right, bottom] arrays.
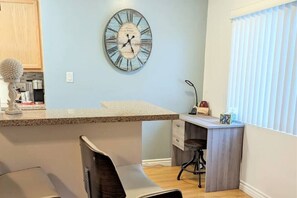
[[227, 1, 297, 136]]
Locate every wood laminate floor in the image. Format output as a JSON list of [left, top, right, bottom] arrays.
[[143, 166, 251, 198]]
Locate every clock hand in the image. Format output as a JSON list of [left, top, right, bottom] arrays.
[[127, 38, 135, 54], [122, 41, 129, 48], [122, 39, 131, 48], [122, 35, 136, 49], [122, 34, 131, 48], [130, 46, 134, 53]]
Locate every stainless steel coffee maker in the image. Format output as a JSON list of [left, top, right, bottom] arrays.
[[32, 80, 44, 104]]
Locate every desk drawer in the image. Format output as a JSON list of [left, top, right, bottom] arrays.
[[172, 120, 185, 150]]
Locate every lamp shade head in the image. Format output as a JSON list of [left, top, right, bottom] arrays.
[[0, 58, 23, 82], [185, 80, 194, 87]]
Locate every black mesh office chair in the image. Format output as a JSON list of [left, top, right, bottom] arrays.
[[177, 139, 207, 188], [79, 135, 183, 198]]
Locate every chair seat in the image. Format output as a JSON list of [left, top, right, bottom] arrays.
[[184, 139, 207, 149], [117, 164, 162, 198], [0, 167, 59, 198]]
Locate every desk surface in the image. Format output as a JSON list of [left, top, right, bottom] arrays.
[[179, 114, 244, 129]]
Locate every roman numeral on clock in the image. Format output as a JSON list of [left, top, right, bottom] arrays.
[[141, 39, 152, 44], [140, 47, 150, 55], [115, 54, 123, 66], [115, 14, 123, 25], [137, 17, 143, 27], [141, 27, 150, 35], [127, 59, 132, 70], [137, 57, 144, 66], [127, 10, 134, 22], [107, 27, 118, 33], [106, 38, 117, 44], [107, 46, 118, 55]]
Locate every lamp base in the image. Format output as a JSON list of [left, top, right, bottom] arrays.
[[188, 106, 197, 115]]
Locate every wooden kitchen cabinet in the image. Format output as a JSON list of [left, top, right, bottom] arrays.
[[0, 0, 43, 71]]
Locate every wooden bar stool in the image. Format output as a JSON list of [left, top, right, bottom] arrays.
[[177, 139, 207, 188]]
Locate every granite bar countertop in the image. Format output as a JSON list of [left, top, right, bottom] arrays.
[[0, 101, 178, 127], [1, 104, 46, 111]]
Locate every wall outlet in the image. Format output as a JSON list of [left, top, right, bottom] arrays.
[[66, 72, 74, 83]]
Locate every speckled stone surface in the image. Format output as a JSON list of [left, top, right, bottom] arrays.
[[1, 104, 46, 111], [0, 101, 178, 127]]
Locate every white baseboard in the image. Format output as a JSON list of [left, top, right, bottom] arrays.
[[240, 180, 270, 198], [142, 158, 172, 167]]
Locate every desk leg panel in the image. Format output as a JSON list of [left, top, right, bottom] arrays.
[[171, 145, 192, 166], [205, 128, 244, 192]]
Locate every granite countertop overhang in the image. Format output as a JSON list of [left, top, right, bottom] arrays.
[[0, 101, 179, 127]]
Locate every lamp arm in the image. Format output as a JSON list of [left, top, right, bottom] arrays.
[[193, 86, 198, 107]]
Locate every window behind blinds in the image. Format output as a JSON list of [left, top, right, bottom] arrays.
[[227, 1, 297, 136]]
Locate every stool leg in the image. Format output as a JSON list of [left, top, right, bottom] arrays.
[[200, 150, 206, 165], [199, 150, 206, 169], [177, 150, 197, 180], [197, 150, 202, 188]]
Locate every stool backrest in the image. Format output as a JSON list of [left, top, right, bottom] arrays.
[[79, 135, 126, 198]]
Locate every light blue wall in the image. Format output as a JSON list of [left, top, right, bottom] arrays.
[[40, 0, 208, 159]]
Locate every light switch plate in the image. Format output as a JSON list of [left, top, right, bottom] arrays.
[[66, 72, 73, 83]]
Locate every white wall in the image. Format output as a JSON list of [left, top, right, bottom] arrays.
[[203, 0, 297, 197], [40, 0, 208, 160]]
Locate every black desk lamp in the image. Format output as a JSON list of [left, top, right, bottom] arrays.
[[185, 80, 198, 115]]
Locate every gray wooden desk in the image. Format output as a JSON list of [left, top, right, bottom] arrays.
[[171, 114, 244, 192]]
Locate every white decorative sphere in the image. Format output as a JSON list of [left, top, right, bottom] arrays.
[[0, 58, 24, 82]]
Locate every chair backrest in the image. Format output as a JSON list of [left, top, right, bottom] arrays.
[[79, 135, 126, 198]]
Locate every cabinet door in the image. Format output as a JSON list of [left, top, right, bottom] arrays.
[[0, 0, 42, 71]]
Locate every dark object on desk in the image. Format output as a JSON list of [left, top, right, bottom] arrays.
[[189, 106, 197, 115], [79, 135, 183, 198], [185, 80, 198, 115], [177, 139, 207, 188]]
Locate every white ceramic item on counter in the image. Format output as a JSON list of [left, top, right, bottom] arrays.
[[0, 58, 23, 115]]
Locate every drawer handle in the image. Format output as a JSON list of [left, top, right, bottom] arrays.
[[175, 139, 179, 142], [176, 124, 180, 127]]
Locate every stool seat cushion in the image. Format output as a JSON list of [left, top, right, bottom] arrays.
[[0, 167, 59, 198], [184, 139, 207, 149]]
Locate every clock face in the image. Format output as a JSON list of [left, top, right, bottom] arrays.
[[104, 9, 152, 72]]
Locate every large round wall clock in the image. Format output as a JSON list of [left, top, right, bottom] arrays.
[[104, 9, 152, 72]]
